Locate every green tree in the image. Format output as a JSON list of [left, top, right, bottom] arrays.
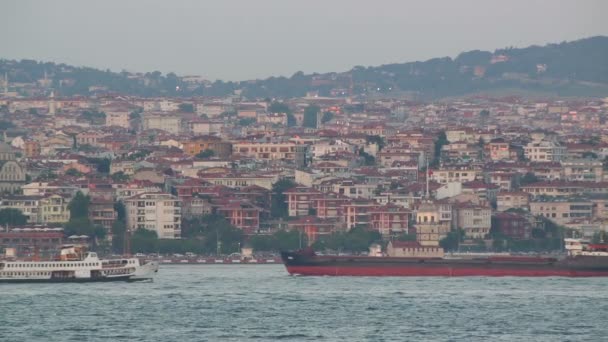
[[268, 101, 291, 114], [195, 149, 215, 159], [303, 105, 320, 128], [0, 120, 15, 130], [237, 118, 256, 126], [520, 172, 539, 186], [479, 109, 490, 118], [249, 234, 277, 252], [68, 192, 90, 219], [313, 226, 381, 252], [89, 158, 111, 173], [321, 111, 334, 124], [179, 214, 244, 254], [439, 229, 464, 251], [273, 229, 305, 251], [111, 171, 130, 182], [129, 109, 142, 120], [0, 208, 28, 226], [82, 110, 106, 125], [271, 179, 296, 218], [64, 217, 106, 242], [397, 232, 417, 241], [582, 151, 598, 159], [432, 131, 448, 167], [359, 147, 375, 166], [65, 168, 83, 177], [366, 135, 386, 151]]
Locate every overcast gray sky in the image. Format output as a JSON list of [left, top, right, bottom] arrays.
[[1, 0, 606, 81]]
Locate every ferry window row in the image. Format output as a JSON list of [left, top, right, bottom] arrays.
[[5, 263, 99, 268], [2, 272, 51, 276]]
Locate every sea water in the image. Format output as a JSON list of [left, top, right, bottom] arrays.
[[1, 265, 607, 341]]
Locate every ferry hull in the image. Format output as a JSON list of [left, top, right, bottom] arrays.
[[281, 251, 608, 277], [0, 275, 141, 283]]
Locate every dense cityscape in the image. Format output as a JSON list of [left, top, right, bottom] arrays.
[[3, 1, 608, 341], [1, 38, 607, 262]]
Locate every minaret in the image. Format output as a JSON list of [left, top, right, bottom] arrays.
[[48, 90, 56, 115]]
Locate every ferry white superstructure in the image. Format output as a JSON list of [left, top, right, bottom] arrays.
[[0, 245, 159, 283]]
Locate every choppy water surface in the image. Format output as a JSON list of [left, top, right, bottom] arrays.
[[1, 265, 607, 341]]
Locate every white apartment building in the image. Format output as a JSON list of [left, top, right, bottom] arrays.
[[561, 159, 604, 182], [524, 139, 566, 162], [142, 113, 181, 134], [124, 193, 181, 239], [309, 140, 356, 159], [431, 168, 481, 184], [105, 111, 130, 128], [454, 204, 492, 239]]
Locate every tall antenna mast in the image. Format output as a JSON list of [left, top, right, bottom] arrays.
[[425, 157, 430, 199]]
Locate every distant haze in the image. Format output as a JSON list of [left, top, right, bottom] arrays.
[[1, 0, 606, 81]]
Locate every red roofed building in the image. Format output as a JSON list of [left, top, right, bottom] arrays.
[[313, 192, 348, 220], [491, 212, 532, 240], [369, 204, 411, 237], [284, 186, 322, 217], [216, 200, 261, 234]]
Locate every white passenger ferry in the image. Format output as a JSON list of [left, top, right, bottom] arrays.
[[0, 245, 159, 283]]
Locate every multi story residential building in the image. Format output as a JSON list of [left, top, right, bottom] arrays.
[[454, 203, 492, 239], [496, 192, 530, 212], [561, 159, 604, 182], [232, 141, 298, 161], [216, 200, 261, 234], [342, 199, 375, 230], [588, 194, 608, 219], [24, 140, 41, 158], [529, 198, 593, 225], [430, 167, 481, 184], [105, 111, 130, 128], [284, 186, 322, 217], [0, 195, 43, 223], [491, 212, 532, 239], [313, 192, 348, 219], [199, 173, 278, 190], [188, 120, 224, 135], [331, 180, 377, 199], [309, 140, 355, 159], [110, 160, 136, 176], [485, 138, 511, 161], [486, 171, 517, 191], [181, 136, 232, 158], [524, 139, 566, 162], [369, 204, 410, 237], [521, 181, 608, 198], [124, 193, 181, 239], [39, 194, 70, 224], [142, 112, 181, 134], [76, 131, 106, 147], [88, 197, 116, 231]]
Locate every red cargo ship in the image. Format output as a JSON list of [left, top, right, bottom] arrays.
[[280, 239, 608, 277]]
